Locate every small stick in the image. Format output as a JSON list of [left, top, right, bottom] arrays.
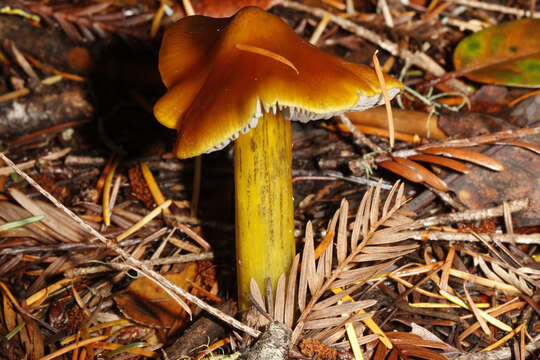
[[309, 11, 331, 45], [408, 198, 528, 229], [378, 0, 394, 27], [446, 0, 540, 17], [338, 114, 384, 153]]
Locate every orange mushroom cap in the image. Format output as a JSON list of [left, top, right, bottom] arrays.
[[154, 7, 403, 159]]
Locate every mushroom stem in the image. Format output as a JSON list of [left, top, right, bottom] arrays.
[[234, 111, 295, 308]]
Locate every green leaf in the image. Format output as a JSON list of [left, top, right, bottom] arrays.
[[0, 215, 45, 232], [454, 19, 540, 87], [105, 342, 147, 358]]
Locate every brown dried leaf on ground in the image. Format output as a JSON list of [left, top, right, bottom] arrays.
[[450, 131, 540, 227], [114, 263, 198, 330]]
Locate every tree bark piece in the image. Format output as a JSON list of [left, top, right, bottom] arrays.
[[165, 301, 236, 360], [244, 322, 291, 360], [0, 82, 93, 141]]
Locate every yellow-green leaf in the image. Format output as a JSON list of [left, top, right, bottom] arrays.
[[454, 19, 540, 87]]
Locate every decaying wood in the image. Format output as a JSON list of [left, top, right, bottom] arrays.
[[165, 301, 236, 360], [243, 322, 291, 360], [0, 82, 93, 140]]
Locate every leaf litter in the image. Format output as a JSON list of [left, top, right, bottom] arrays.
[[0, 0, 539, 359]]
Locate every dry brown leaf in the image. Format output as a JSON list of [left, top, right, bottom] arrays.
[[336, 199, 348, 264], [350, 201, 363, 250], [26, 319, 45, 359], [394, 157, 449, 191], [299, 222, 316, 311], [265, 278, 274, 318], [361, 243, 419, 254], [324, 228, 334, 279], [387, 332, 450, 350], [382, 180, 400, 219], [478, 256, 504, 284], [3, 294, 17, 343], [114, 264, 198, 328], [394, 344, 448, 360], [250, 277, 266, 311], [354, 247, 417, 262], [304, 312, 372, 329], [274, 273, 286, 323], [332, 260, 397, 288], [370, 180, 382, 230], [281, 182, 409, 345], [312, 283, 364, 312], [284, 254, 300, 328], [409, 154, 472, 173], [306, 300, 376, 320], [421, 147, 504, 171], [379, 160, 424, 183], [361, 186, 373, 237], [6, 190, 83, 243], [369, 230, 417, 245], [382, 217, 414, 227], [495, 140, 540, 154]]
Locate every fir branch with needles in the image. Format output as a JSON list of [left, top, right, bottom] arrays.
[[249, 180, 418, 350]]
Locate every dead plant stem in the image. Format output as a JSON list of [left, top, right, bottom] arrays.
[[446, 0, 540, 18], [338, 114, 383, 153], [406, 231, 539, 245]]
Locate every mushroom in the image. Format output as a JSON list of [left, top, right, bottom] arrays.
[[154, 7, 403, 306]]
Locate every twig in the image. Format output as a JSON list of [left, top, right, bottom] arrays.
[[292, 172, 394, 189], [308, 11, 331, 45], [378, 0, 394, 28], [0, 152, 260, 338], [446, 0, 540, 18], [65, 252, 214, 277], [0, 147, 72, 176], [0, 231, 168, 255], [8, 120, 88, 147], [410, 199, 528, 229], [406, 231, 540, 245], [349, 126, 540, 173], [338, 114, 384, 153], [428, 185, 468, 211]]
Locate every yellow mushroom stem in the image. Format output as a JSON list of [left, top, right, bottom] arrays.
[[234, 111, 295, 308]]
